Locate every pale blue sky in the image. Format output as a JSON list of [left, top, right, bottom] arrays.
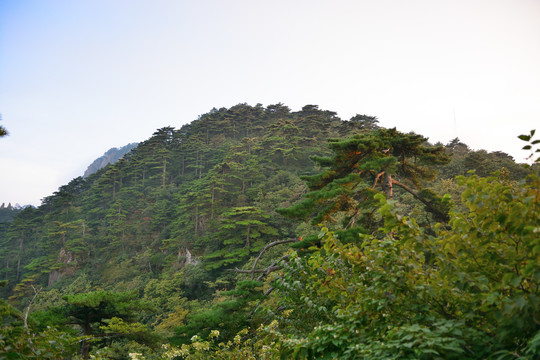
[[1, 0, 539, 206]]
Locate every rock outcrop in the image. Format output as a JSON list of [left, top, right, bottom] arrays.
[[83, 143, 138, 178]]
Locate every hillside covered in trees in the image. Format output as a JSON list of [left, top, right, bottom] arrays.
[[0, 104, 538, 359]]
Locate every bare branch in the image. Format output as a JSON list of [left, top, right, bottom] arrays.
[[250, 238, 297, 280], [257, 254, 291, 281], [345, 208, 361, 230], [372, 171, 385, 190], [24, 285, 41, 329], [264, 286, 276, 296], [226, 267, 281, 274], [248, 286, 278, 319]]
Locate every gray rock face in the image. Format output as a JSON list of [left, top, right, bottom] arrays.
[[83, 143, 138, 178]]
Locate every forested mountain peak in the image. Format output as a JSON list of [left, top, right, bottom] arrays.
[[1, 104, 537, 359], [0, 103, 363, 296]]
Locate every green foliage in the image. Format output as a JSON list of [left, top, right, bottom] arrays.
[[39, 290, 155, 358], [347, 114, 380, 131], [141, 272, 189, 337], [438, 137, 533, 180], [519, 129, 540, 164], [173, 280, 265, 344], [437, 173, 540, 350], [0, 117, 7, 137], [266, 173, 539, 359], [278, 128, 450, 231], [0, 282, 77, 358], [0, 203, 21, 223], [1, 105, 537, 358], [204, 207, 278, 270]]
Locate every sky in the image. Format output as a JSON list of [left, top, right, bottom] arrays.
[[1, 0, 539, 206]]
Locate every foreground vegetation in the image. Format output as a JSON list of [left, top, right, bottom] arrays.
[[1, 104, 538, 359]]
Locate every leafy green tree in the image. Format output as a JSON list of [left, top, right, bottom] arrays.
[[435, 173, 540, 356], [49, 290, 153, 358], [142, 272, 189, 337], [262, 119, 304, 167], [1, 207, 45, 296], [293, 105, 341, 139], [0, 281, 77, 358], [173, 280, 265, 344], [268, 172, 539, 359], [140, 127, 176, 187]]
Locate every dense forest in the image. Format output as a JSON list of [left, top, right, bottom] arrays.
[[0, 104, 538, 359]]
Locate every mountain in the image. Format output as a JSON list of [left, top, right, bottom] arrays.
[[0, 103, 537, 359], [0, 103, 348, 296], [82, 142, 138, 178]]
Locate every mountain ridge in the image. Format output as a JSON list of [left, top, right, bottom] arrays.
[[0, 103, 537, 358], [82, 142, 138, 178]]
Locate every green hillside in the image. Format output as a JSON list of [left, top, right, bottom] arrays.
[[0, 104, 538, 359]]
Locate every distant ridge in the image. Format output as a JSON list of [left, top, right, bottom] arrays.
[[83, 143, 138, 178]]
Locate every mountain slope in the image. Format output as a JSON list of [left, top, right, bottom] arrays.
[[83, 142, 138, 178], [0, 104, 360, 298], [0, 103, 536, 359], [1, 103, 532, 300]]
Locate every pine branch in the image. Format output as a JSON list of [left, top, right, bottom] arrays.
[[391, 179, 448, 221]]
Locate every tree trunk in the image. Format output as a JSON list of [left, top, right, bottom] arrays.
[[195, 150, 199, 177], [211, 184, 215, 219], [181, 155, 185, 175], [162, 158, 167, 187], [245, 224, 251, 248], [4, 257, 9, 280], [16, 233, 23, 281], [112, 175, 116, 199], [80, 321, 93, 359], [383, 172, 393, 199], [194, 203, 199, 233], [199, 151, 203, 178]]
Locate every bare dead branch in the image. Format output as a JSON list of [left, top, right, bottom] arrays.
[[345, 208, 361, 230], [250, 238, 297, 280], [226, 266, 282, 274], [257, 254, 291, 281], [248, 286, 279, 319], [24, 285, 41, 329]]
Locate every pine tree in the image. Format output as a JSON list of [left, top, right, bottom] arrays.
[[279, 128, 450, 231], [204, 206, 278, 270], [0, 115, 7, 137]]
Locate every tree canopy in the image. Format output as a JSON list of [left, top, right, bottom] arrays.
[[0, 104, 537, 359]]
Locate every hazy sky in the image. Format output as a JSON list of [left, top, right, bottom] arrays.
[[1, 0, 539, 206]]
